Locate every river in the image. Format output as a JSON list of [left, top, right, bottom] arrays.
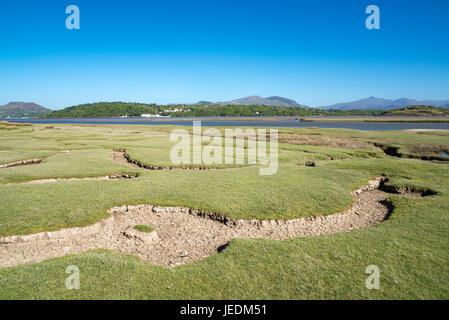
[[2, 117, 449, 131]]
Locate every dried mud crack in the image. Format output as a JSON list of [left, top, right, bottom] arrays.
[[0, 177, 433, 268], [113, 149, 236, 170], [4, 174, 137, 186], [0, 158, 42, 169]]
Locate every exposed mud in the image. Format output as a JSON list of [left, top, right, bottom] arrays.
[[0, 177, 434, 268], [0, 158, 42, 169], [5, 174, 137, 186], [112, 150, 142, 169]]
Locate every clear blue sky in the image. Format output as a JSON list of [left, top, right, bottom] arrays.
[[1, 0, 448, 109]]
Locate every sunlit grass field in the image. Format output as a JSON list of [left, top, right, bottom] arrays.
[[0, 122, 448, 299]]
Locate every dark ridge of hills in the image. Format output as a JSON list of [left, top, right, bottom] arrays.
[[0, 102, 51, 117]]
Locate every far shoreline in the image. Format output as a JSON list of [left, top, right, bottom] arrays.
[[295, 116, 449, 123], [52, 116, 449, 123], [8, 115, 447, 123]]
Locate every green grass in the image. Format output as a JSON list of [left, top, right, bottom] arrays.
[[0, 150, 56, 165], [0, 166, 368, 236], [133, 225, 155, 233], [0, 149, 138, 184], [0, 123, 448, 299], [1, 181, 448, 299]]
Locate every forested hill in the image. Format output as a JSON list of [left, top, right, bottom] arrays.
[[380, 105, 449, 117], [46, 102, 384, 118], [45, 102, 160, 118]]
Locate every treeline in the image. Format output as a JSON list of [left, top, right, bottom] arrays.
[[172, 105, 318, 117], [170, 105, 382, 117], [0, 109, 50, 118], [45, 102, 386, 118]]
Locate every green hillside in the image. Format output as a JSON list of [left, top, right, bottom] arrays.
[[381, 105, 449, 117], [45, 102, 161, 118]]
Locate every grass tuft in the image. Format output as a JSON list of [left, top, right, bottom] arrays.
[[133, 225, 155, 233]]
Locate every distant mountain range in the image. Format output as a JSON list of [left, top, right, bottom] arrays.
[[3, 96, 449, 119], [197, 96, 306, 107], [195, 95, 449, 110], [0, 102, 51, 117], [318, 97, 449, 110]]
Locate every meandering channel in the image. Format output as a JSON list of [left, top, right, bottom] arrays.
[[0, 177, 433, 268]]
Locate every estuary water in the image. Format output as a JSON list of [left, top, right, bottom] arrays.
[[2, 117, 449, 131]]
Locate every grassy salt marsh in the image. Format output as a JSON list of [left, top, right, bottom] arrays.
[[0, 122, 448, 299]]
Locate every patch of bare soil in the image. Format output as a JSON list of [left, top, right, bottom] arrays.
[[112, 150, 142, 169], [406, 129, 445, 132], [0, 177, 433, 268], [0, 158, 42, 169]]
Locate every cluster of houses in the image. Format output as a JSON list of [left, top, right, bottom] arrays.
[[119, 107, 192, 118], [140, 107, 192, 118], [140, 114, 168, 118]]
